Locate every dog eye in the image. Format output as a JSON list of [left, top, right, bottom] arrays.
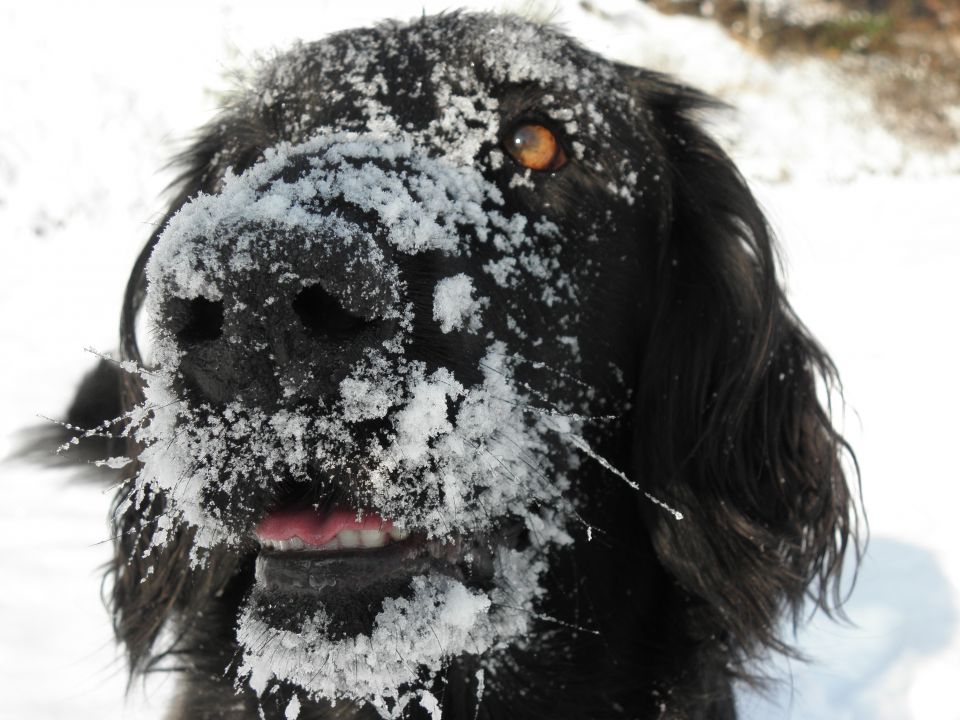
[[504, 123, 567, 172]]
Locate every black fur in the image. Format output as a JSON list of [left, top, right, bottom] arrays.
[[59, 13, 859, 720]]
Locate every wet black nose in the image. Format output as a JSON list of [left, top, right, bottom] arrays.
[[167, 285, 374, 349], [155, 228, 398, 409], [163, 280, 393, 409]]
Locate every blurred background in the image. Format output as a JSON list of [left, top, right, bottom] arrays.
[[1, 1, 957, 717]]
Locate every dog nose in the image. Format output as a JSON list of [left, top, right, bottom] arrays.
[[153, 224, 399, 409], [163, 278, 391, 410], [166, 284, 374, 348]]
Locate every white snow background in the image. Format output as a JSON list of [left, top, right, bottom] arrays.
[[1, 1, 957, 718]]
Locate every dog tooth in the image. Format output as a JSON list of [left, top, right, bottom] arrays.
[[289, 537, 305, 551], [338, 530, 360, 548], [359, 529, 387, 548], [320, 537, 340, 552], [389, 528, 409, 541]]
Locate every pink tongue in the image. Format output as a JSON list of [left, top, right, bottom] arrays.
[[256, 507, 393, 547]]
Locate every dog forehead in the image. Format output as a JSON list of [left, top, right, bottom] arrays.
[[254, 14, 623, 143]]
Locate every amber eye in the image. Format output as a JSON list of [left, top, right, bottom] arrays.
[[504, 123, 567, 172]]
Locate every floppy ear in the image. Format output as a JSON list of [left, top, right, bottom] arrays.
[[627, 72, 861, 663]]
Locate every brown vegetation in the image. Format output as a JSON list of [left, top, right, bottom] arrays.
[[642, 0, 960, 146]]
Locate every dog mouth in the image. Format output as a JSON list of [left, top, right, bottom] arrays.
[[255, 506, 413, 553], [250, 505, 505, 635]]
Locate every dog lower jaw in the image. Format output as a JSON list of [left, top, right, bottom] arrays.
[[254, 535, 486, 593], [249, 533, 496, 634], [233, 521, 547, 714]]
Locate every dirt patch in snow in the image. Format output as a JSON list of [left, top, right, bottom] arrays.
[[634, 0, 960, 149]]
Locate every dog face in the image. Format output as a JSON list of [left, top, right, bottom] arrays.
[[96, 12, 856, 720]]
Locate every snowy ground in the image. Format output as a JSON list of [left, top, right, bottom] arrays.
[[1, 1, 957, 718]]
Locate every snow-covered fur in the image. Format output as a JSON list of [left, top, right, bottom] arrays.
[[62, 13, 858, 720]]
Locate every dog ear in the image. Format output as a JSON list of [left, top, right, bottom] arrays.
[[13, 357, 127, 472], [624, 71, 861, 664]]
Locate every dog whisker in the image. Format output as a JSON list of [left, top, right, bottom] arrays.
[[562, 431, 685, 521], [487, 602, 600, 637], [83, 345, 158, 378]]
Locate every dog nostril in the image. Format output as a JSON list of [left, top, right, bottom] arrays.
[[293, 284, 370, 337], [171, 297, 224, 344]]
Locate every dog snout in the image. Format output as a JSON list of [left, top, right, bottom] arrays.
[[145, 131, 493, 410]]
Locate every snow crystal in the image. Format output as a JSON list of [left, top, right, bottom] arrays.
[[338, 376, 393, 422], [93, 456, 132, 469], [390, 369, 461, 465], [432, 274, 486, 333], [474, 668, 485, 718]]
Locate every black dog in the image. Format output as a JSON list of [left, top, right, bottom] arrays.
[[61, 12, 858, 720]]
